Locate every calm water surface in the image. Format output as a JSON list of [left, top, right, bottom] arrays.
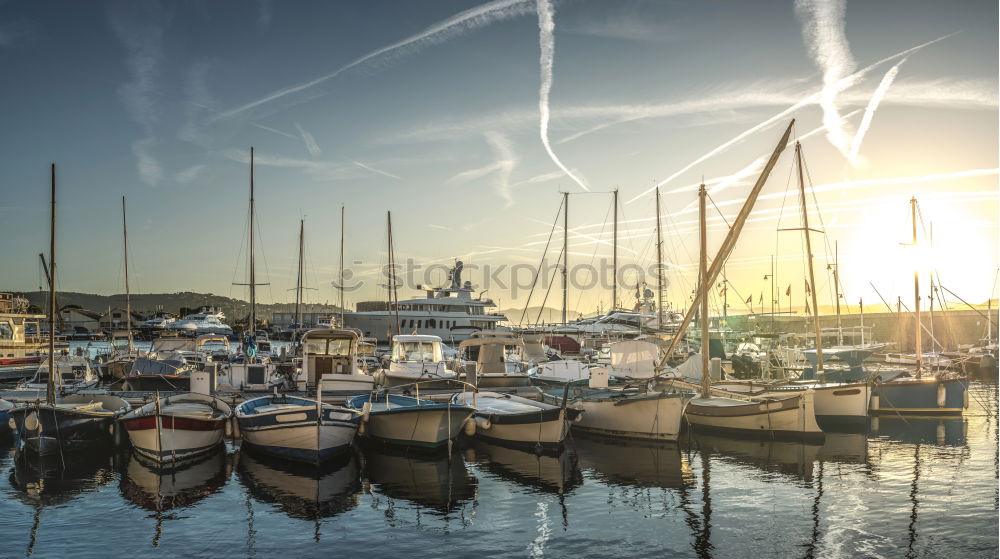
[[1, 383, 996, 558]]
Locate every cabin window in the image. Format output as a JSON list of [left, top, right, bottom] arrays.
[[417, 320, 423, 328], [428, 319, 436, 328], [0, 322, 12, 340]]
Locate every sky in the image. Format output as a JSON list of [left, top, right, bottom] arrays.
[[0, 0, 996, 322]]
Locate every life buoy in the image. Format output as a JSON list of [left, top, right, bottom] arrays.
[[936, 382, 946, 408]]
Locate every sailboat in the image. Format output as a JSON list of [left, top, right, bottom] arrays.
[[217, 147, 283, 391], [659, 122, 824, 441], [711, 141, 873, 430], [869, 197, 968, 415], [95, 196, 142, 380], [7, 165, 131, 456]]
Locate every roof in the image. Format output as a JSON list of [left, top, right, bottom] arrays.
[[458, 337, 525, 349], [393, 334, 442, 343], [302, 328, 359, 341]]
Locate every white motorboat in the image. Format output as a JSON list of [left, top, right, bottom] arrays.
[[166, 308, 234, 336], [378, 335, 460, 389], [297, 328, 376, 398], [13, 355, 99, 397], [456, 335, 533, 388]]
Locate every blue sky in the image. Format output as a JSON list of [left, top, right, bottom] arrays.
[[0, 0, 996, 318]]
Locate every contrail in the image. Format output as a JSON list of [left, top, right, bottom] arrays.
[[849, 58, 907, 164], [536, 0, 589, 191], [626, 33, 957, 204], [795, 0, 856, 157], [212, 0, 534, 121], [352, 160, 402, 180], [295, 122, 322, 157]]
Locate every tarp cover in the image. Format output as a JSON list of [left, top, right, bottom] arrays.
[[609, 340, 659, 378]]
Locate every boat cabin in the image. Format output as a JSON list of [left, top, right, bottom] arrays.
[[302, 328, 361, 388]]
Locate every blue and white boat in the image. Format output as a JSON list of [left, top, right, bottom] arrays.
[[871, 374, 968, 416], [236, 394, 362, 464], [345, 392, 474, 449]]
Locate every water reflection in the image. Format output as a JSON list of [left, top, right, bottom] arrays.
[[871, 416, 968, 447], [690, 431, 822, 482], [236, 446, 362, 521], [364, 445, 477, 529], [465, 440, 581, 495], [571, 435, 692, 489], [8, 449, 120, 556], [119, 448, 229, 546]]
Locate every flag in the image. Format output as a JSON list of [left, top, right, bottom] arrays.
[[805, 279, 811, 295], [745, 294, 752, 305], [805, 300, 811, 315], [786, 284, 791, 296], [759, 292, 764, 305], [719, 286, 727, 296]]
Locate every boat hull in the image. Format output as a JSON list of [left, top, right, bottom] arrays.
[[8, 405, 118, 455], [684, 392, 824, 442], [123, 414, 226, 463], [714, 381, 872, 430], [363, 407, 474, 448], [237, 399, 361, 464], [871, 377, 967, 415], [571, 392, 686, 442], [471, 408, 575, 448], [475, 374, 533, 389]]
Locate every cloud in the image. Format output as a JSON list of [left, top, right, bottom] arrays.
[[626, 33, 960, 204], [795, 0, 856, 157], [212, 0, 534, 121], [295, 122, 322, 156], [256, 0, 273, 30], [108, 1, 171, 186], [352, 160, 402, 180], [512, 171, 564, 187], [446, 132, 518, 206], [849, 57, 907, 164], [179, 60, 214, 148], [175, 164, 207, 184], [249, 121, 298, 140], [0, 20, 33, 47], [536, 0, 589, 192]]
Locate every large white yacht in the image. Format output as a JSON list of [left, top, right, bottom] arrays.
[[342, 261, 508, 344], [165, 307, 234, 336]]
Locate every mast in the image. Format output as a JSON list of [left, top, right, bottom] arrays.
[[562, 191, 569, 324], [655, 187, 664, 327], [339, 204, 345, 325], [295, 219, 304, 329], [795, 141, 824, 377], [912, 196, 922, 378], [859, 298, 865, 345], [833, 241, 842, 346], [47, 163, 56, 406], [612, 188, 618, 311], [387, 211, 400, 336], [657, 119, 794, 367], [122, 196, 133, 353], [249, 147, 256, 339], [699, 184, 710, 398]]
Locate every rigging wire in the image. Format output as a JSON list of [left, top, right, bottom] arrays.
[[518, 197, 565, 327]]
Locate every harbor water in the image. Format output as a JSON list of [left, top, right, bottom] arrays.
[[0, 382, 996, 558]]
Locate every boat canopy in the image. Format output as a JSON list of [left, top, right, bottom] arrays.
[[609, 340, 660, 378], [302, 328, 358, 357], [151, 337, 197, 353], [392, 335, 443, 362]]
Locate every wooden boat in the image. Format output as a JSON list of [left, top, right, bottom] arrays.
[[557, 387, 688, 442], [122, 393, 233, 464], [13, 355, 99, 397], [456, 335, 533, 388], [7, 394, 131, 455], [714, 375, 872, 430], [683, 385, 824, 441], [236, 393, 361, 463], [345, 392, 474, 449], [451, 391, 579, 449]]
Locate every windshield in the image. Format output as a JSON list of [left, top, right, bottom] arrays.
[[393, 341, 441, 362], [305, 338, 353, 356]]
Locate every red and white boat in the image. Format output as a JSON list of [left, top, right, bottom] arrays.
[[122, 393, 233, 464]]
